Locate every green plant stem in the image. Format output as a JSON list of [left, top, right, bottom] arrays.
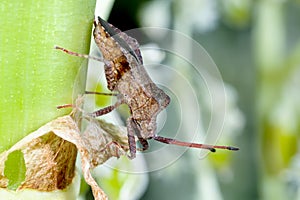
[[0, 0, 95, 152], [0, 0, 96, 194]]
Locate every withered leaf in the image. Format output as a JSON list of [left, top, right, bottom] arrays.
[[0, 110, 129, 200]]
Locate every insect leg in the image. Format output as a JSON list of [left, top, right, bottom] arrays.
[[91, 105, 115, 117], [56, 104, 74, 109], [153, 136, 239, 152], [91, 101, 121, 117], [57, 103, 85, 114], [126, 117, 137, 159], [85, 91, 118, 96], [54, 46, 104, 62], [133, 125, 149, 151], [137, 137, 149, 151]]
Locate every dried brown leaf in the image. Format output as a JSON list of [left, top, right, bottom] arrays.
[[0, 104, 129, 200], [0, 116, 78, 190]]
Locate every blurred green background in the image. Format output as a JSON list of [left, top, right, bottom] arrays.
[[84, 0, 300, 200]]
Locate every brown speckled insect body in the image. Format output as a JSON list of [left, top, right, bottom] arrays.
[[92, 17, 172, 158], [56, 17, 239, 159]]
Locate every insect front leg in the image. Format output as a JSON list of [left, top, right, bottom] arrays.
[[85, 91, 118, 96], [54, 46, 104, 62], [126, 117, 137, 159]]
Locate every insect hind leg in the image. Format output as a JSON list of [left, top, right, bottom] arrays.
[[153, 136, 239, 152]]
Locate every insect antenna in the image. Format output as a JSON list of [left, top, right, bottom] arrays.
[[54, 46, 104, 62], [153, 136, 239, 152]]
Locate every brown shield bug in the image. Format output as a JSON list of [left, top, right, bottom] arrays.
[[55, 17, 239, 159]]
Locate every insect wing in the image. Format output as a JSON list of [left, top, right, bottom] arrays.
[[97, 17, 143, 65]]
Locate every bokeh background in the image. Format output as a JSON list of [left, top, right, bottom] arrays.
[[82, 0, 300, 199]]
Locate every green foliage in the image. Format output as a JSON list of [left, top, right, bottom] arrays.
[[4, 151, 26, 190]]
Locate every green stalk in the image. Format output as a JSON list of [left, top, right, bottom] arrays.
[[0, 0, 96, 197]]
